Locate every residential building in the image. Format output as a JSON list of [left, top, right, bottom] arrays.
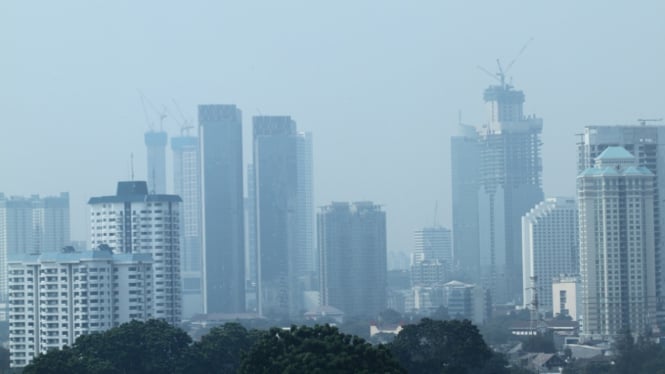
[[522, 197, 579, 313], [319, 202, 387, 317], [198, 104, 245, 313], [145, 130, 168, 194], [8, 247, 153, 368], [171, 134, 203, 318], [88, 181, 181, 324], [578, 147, 657, 336], [552, 275, 581, 321]]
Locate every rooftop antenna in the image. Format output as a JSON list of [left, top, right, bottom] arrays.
[[433, 201, 439, 227], [130, 153, 135, 181]]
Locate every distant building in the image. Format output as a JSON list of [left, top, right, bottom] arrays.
[[410, 260, 447, 287], [171, 134, 203, 318], [88, 181, 181, 324], [8, 248, 153, 368], [413, 226, 452, 266], [145, 130, 168, 194], [522, 197, 579, 312], [578, 147, 657, 337], [0, 192, 70, 300], [319, 202, 387, 317], [198, 104, 245, 314], [442, 280, 489, 325], [552, 275, 580, 321]]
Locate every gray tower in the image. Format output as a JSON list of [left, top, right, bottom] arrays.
[[144, 131, 168, 194], [199, 104, 245, 313]]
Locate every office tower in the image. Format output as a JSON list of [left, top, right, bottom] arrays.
[[88, 181, 181, 324], [521, 197, 579, 313], [450, 124, 481, 280], [8, 247, 153, 368], [413, 226, 452, 265], [253, 116, 299, 317], [145, 130, 168, 194], [442, 281, 489, 325], [578, 125, 665, 311], [199, 104, 245, 313], [246, 163, 258, 285], [319, 202, 387, 317], [470, 81, 543, 304], [296, 132, 316, 276], [171, 134, 203, 318], [0, 193, 70, 299], [578, 147, 657, 336]]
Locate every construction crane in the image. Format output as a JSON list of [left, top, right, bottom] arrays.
[[138, 91, 168, 132], [638, 118, 663, 126], [172, 99, 194, 136], [477, 37, 534, 88]]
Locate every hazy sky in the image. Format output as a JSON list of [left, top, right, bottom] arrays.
[[2, 1, 665, 262]]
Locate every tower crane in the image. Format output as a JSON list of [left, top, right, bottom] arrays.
[[477, 37, 534, 88]]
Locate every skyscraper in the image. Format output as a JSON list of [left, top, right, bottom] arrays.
[[456, 81, 543, 304], [145, 130, 168, 194], [171, 134, 203, 317], [88, 181, 181, 324], [578, 125, 665, 312], [412, 226, 452, 265], [318, 202, 387, 317], [0, 193, 70, 299], [451, 123, 481, 280], [199, 104, 245, 313], [522, 197, 579, 313], [252, 115, 299, 317], [578, 147, 657, 337], [296, 132, 316, 277]]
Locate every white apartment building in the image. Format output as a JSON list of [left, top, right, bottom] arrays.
[[522, 197, 579, 313], [88, 181, 181, 324], [8, 248, 152, 368], [578, 147, 657, 337], [552, 275, 581, 321]]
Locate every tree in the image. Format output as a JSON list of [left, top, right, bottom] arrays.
[[186, 322, 260, 373], [389, 318, 503, 374], [239, 324, 405, 373]]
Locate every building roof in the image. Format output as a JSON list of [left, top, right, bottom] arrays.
[[88, 181, 181, 204], [596, 146, 635, 161]]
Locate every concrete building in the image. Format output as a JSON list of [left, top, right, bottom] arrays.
[[578, 125, 665, 313], [0, 193, 70, 300], [88, 181, 181, 324], [413, 226, 452, 266], [8, 247, 153, 368], [171, 134, 203, 318], [145, 130, 168, 194], [410, 259, 447, 287], [443, 280, 489, 325], [199, 104, 245, 314], [552, 275, 581, 321], [522, 197, 579, 313], [252, 116, 315, 318], [578, 147, 657, 337], [319, 202, 387, 317]]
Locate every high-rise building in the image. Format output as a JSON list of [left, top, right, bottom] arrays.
[[451, 124, 481, 280], [318, 202, 387, 317], [296, 132, 315, 276], [578, 147, 657, 337], [88, 181, 181, 324], [521, 197, 579, 313], [8, 247, 153, 368], [198, 104, 245, 313], [413, 226, 452, 265], [578, 125, 665, 311], [0, 193, 70, 299], [451, 81, 543, 304], [171, 134, 203, 318], [145, 130, 168, 194]]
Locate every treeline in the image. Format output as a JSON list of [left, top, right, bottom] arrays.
[[24, 318, 520, 374]]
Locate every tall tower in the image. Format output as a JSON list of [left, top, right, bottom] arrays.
[[318, 202, 387, 317], [88, 181, 182, 324], [253, 115, 299, 317], [144, 131, 168, 194], [31, 192, 70, 253], [171, 134, 203, 318], [522, 197, 578, 313], [199, 104, 245, 313], [477, 82, 543, 304], [451, 124, 481, 281], [578, 147, 657, 337], [296, 132, 316, 278], [578, 125, 665, 312]]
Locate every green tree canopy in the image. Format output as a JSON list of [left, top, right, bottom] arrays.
[[239, 324, 405, 374]]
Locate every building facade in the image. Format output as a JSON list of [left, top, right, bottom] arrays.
[[171, 135, 203, 318], [198, 104, 245, 313], [144, 130, 168, 194], [578, 147, 657, 337], [522, 197, 579, 313], [8, 248, 153, 368], [318, 202, 387, 317], [88, 181, 181, 324]]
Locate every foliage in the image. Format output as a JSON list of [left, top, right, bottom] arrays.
[[389, 318, 506, 374], [239, 324, 404, 374], [185, 322, 260, 373]]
